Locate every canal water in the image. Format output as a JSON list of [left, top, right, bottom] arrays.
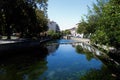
[[0, 39, 119, 80]]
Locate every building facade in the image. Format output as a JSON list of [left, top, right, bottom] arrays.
[[48, 20, 60, 32], [69, 25, 84, 38]]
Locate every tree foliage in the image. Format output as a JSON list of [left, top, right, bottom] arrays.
[[47, 30, 60, 39], [77, 0, 120, 49], [0, 0, 48, 39], [62, 30, 71, 36], [77, 19, 88, 34]]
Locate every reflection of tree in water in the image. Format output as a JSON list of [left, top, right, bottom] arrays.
[[80, 65, 118, 80], [75, 45, 94, 61], [75, 44, 120, 80], [0, 46, 49, 80], [46, 43, 59, 54]]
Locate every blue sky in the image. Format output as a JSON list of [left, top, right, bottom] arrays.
[[47, 0, 96, 30]]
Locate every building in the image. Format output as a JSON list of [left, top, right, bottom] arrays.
[[69, 27, 77, 36], [68, 24, 84, 38], [48, 20, 60, 32]]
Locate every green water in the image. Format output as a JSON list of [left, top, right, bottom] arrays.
[[0, 39, 119, 80]]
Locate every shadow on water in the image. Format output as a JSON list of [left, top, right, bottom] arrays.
[[0, 45, 49, 80]]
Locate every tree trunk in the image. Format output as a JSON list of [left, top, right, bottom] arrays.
[[6, 24, 11, 39]]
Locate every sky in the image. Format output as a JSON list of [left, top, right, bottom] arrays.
[[47, 0, 96, 30]]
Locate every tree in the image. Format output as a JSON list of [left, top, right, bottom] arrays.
[[91, 0, 120, 49], [62, 30, 71, 36], [36, 9, 48, 33], [77, 19, 88, 34], [47, 30, 60, 39], [77, 0, 107, 36], [0, 0, 48, 39], [77, 0, 120, 50]]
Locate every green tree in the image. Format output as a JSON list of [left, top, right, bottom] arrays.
[[47, 30, 60, 39], [78, 0, 120, 50], [36, 9, 48, 33], [91, 0, 120, 49], [62, 30, 71, 36], [77, 19, 88, 34], [77, 0, 107, 37], [0, 0, 48, 39]]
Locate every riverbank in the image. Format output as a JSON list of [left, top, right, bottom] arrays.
[[0, 39, 50, 55], [70, 37, 90, 44]]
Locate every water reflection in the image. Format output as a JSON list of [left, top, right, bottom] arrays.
[[45, 42, 59, 55], [80, 65, 117, 80], [0, 46, 49, 80], [73, 42, 120, 79], [73, 42, 120, 65], [38, 41, 103, 80], [75, 45, 94, 61], [0, 39, 119, 80], [72, 42, 103, 56]]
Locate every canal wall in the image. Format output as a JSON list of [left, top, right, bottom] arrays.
[[0, 39, 50, 55]]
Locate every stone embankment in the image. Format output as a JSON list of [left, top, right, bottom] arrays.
[[70, 37, 90, 44], [0, 39, 50, 54]]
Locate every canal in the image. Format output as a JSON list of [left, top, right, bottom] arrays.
[[0, 39, 119, 80]]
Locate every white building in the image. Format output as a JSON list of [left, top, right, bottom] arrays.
[[48, 20, 60, 32], [69, 27, 76, 36], [69, 25, 84, 38]]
